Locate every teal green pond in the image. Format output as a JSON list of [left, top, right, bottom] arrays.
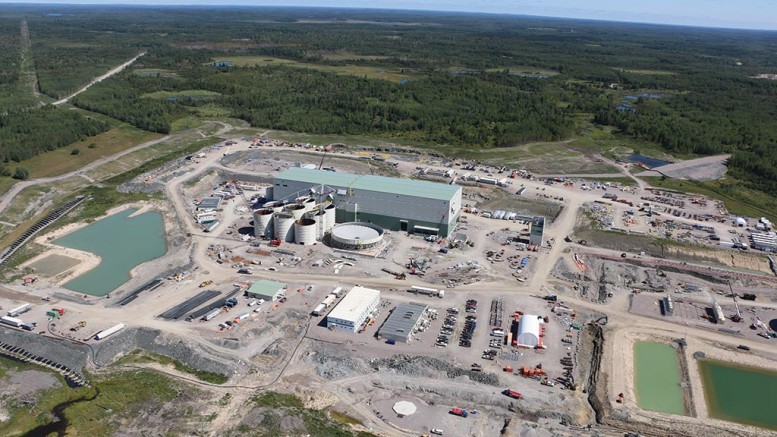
[[699, 360, 777, 430], [633, 342, 686, 415], [54, 209, 167, 296]]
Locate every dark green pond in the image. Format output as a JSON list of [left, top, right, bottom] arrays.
[[699, 359, 777, 430]]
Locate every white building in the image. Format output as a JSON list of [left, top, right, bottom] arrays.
[[516, 314, 541, 348], [326, 286, 381, 332]]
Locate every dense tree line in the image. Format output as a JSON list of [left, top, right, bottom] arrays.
[[1, 5, 777, 196], [0, 106, 109, 162]]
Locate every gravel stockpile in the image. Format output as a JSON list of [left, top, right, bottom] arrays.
[[370, 354, 500, 385], [0, 326, 89, 372], [93, 327, 236, 375]]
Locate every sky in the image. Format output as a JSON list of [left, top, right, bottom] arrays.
[[2, 0, 777, 31]]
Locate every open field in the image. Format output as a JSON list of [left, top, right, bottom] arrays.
[[211, 56, 416, 82], [570, 125, 676, 161], [613, 68, 676, 75], [18, 125, 162, 178]]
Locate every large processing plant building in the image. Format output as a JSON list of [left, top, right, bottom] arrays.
[[273, 168, 462, 237]]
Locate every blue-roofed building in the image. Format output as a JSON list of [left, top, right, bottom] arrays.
[[273, 168, 462, 237]]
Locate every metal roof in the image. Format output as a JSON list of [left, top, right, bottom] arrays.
[[248, 279, 286, 298], [198, 197, 222, 210], [327, 286, 380, 323], [276, 168, 460, 202], [378, 302, 427, 340]]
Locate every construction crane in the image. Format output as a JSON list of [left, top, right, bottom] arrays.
[[318, 144, 334, 170], [728, 281, 743, 322]]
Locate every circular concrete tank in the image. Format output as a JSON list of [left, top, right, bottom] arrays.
[[253, 208, 274, 239], [284, 203, 306, 220], [294, 218, 317, 245], [324, 204, 336, 232], [330, 222, 384, 250], [273, 213, 295, 242]]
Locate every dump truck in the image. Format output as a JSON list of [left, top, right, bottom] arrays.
[[503, 389, 522, 399], [449, 407, 468, 417]]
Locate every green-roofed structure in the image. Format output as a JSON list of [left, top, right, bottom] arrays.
[[273, 168, 462, 237]]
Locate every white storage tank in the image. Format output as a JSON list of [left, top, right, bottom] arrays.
[[315, 210, 327, 239], [284, 203, 306, 220], [253, 208, 274, 239], [295, 218, 317, 245], [302, 197, 316, 213], [274, 213, 295, 242], [263, 201, 284, 213], [324, 204, 336, 232]]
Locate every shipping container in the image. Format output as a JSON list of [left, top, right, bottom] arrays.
[[7, 303, 31, 317], [321, 294, 337, 308], [203, 309, 221, 321], [0, 316, 23, 327], [94, 323, 126, 340], [312, 303, 327, 316]]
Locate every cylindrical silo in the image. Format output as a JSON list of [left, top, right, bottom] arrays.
[[263, 201, 283, 213], [324, 204, 336, 232], [315, 210, 327, 239], [273, 213, 295, 242], [253, 208, 274, 239], [294, 218, 317, 245], [284, 203, 306, 220], [302, 197, 316, 213]]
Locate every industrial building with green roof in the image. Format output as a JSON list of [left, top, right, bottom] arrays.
[[273, 168, 462, 237], [246, 279, 286, 301]]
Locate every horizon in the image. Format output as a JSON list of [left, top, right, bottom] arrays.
[[1, 1, 776, 32]]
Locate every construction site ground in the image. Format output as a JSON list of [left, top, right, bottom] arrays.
[[0, 133, 775, 436]]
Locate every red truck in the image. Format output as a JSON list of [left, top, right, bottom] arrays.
[[503, 389, 522, 399], [449, 407, 469, 418]]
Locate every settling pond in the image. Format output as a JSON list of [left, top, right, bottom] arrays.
[[699, 360, 777, 430], [633, 342, 686, 415], [54, 209, 166, 296]]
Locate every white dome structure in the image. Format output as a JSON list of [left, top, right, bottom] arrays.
[[392, 401, 417, 417], [734, 217, 747, 227], [516, 314, 541, 348]]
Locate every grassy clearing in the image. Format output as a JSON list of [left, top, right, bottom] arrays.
[[0, 177, 16, 197], [484, 65, 559, 76], [614, 68, 676, 76], [17, 125, 162, 178], [329, 410, 363, 426], [245, 391, 375, 437], [187, 103, 233, 119], [132, 68, 178, 77], [640, 176, 777, 218], [571, 125, 673, 161], [113, 349, 229, 384], [0, 185, 52, 224], [212, 56, 415, 82], [252, 391, 305, 408], [319, 52, 390, 61]]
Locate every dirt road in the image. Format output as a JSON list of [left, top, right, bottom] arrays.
[[52, 52, 146, 106], [0, 122, 235, 218]]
